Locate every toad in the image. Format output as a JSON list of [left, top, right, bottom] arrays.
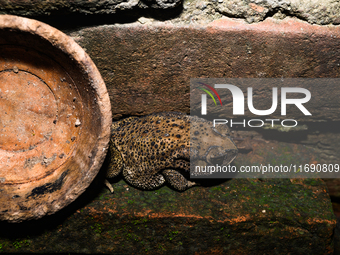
[[105, 112, 238, 192]]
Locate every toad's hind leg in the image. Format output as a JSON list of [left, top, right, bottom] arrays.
[[162, 169, 197, 191], [123, 167, 166, 190]]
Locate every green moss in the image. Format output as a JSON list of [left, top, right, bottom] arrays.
[[210, 186, 222, 192], [10, 238, 30, 250], [158, 244, 166, 251], [167, 230, 179, 241], [90, 223, 102, 234]]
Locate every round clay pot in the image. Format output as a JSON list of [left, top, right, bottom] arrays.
[[0, 15, 112, 222]]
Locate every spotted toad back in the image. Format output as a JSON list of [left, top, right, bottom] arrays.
[[106, 112, 238, 191]]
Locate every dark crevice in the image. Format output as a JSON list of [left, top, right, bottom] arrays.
[[262, 7, 310, 24], [215, 6, 312, 25], [15, 4, 184, 33], [331, 196, 340, 204]]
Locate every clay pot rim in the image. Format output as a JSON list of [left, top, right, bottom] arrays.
[[0, 14, 112, 143], [0, 14, 112, 166]]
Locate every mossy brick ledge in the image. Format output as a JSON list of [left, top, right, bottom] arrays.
[[0, 177, 335, 254]]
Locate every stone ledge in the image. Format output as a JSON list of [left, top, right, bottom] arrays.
[[0, 175, 335, 254], [69, 18, 340, 121]]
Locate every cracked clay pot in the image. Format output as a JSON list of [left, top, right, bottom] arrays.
[[0, 15, 112, 222]]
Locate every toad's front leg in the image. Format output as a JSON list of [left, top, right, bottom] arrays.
[[162, 169, 197, 191]]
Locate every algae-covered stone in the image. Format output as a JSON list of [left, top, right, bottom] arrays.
[[0, 177, 335, 254]]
